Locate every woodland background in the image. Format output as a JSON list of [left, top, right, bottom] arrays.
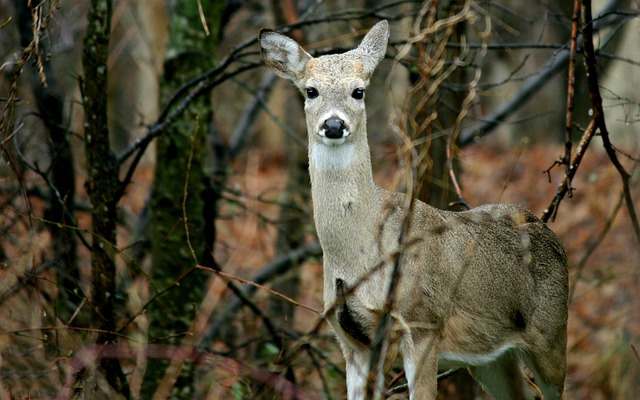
[[0, 0, 639, 399]]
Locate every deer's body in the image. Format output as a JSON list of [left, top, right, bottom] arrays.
[[259, 21, 568, 400]]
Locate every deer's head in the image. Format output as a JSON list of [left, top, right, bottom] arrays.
[[259, 21, 389, 148]]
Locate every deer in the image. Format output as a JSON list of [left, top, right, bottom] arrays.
[[258, 20, 568, 400]]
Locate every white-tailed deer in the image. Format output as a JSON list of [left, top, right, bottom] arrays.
[[259, 20, 568, 400]]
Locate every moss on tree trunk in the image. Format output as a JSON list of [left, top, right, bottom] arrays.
[[144, 1, 223, 397]]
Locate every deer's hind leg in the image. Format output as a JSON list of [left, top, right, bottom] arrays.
[[519, 305, 567, 400], [467, 348, 542, 400], [521, 338, 566, 400]]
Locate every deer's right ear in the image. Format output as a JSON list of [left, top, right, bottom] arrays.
[[259, 29, 312, 83]]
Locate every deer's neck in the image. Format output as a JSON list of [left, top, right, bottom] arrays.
[[308, 139, 382, 262], [309, 140, 379, 206]]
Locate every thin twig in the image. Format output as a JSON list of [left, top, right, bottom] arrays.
[[541, 119, 597, 222], [196, 0, 209, 36], [182, 117, 200, 264], [632, 343, 640, 363], [118, 267, 198, 333], [563, 0, 581, 180], [195, 265, 320, 315], [0, 258, 60, 304], [11, 126, 91, 249]]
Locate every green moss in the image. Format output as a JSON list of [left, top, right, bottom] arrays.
[[143, 2, 224, 397]]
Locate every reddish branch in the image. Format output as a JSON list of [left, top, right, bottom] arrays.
[[563, 0, 581, 174], [195, 265, 321, 315]]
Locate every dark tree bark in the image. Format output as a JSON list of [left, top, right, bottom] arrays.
[[82, 0, 128, 395]]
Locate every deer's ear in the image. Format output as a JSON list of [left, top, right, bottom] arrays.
[[354, 20, 389, 77], [259, 29, 312, 83]]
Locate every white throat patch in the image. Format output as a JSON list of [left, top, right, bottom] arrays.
[[310, 142, 355, 171]]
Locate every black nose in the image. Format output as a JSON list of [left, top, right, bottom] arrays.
[[323, 118, 345, 139]]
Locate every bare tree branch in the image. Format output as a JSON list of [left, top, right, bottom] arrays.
[[581, 0, 640, 246], [458, 0, 628, 146]]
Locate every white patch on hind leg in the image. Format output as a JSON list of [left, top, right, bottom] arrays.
[[310, 142, 355, 171], [439, 343, 516, 367]]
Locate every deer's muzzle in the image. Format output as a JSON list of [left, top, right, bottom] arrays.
[[322, 117, 347, 139]]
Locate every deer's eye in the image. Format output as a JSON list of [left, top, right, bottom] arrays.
[[351, 88, 365, 100], [305, 87, 319, 99]]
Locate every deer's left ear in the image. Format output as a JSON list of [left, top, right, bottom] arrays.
[[259, 29, 312, 84], [353, 20, 389, 77]]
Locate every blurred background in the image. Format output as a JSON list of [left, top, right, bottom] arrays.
[[0, 0, 638, 398]]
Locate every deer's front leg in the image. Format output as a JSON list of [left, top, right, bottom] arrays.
[[402, 334, 439, 400], [343, 346, 370, 400]]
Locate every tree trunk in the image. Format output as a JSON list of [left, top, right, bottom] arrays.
[[144, 1, 223, 397], [82, 0, 128, 395]]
